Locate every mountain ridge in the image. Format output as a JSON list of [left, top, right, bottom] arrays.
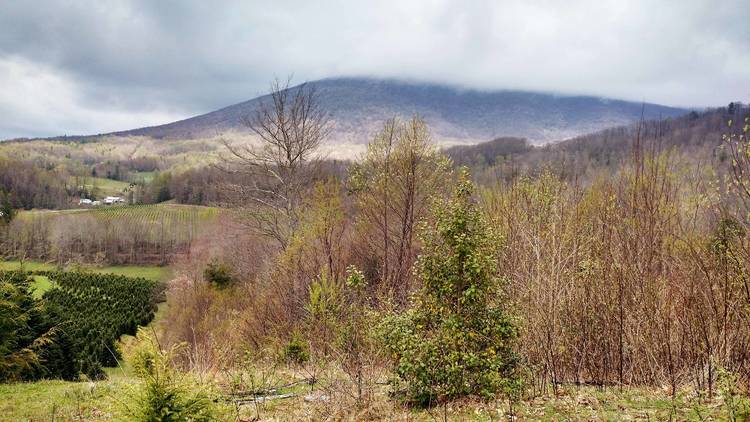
[[67, 78, 694, 144]]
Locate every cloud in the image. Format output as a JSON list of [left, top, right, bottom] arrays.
[[0, 0, 748, 138], [0, 56, 183, 139]]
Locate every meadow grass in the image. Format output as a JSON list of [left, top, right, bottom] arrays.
[[0, 370, 134, 421], [128, 170, 156, 183], [0, 364, 734, 421], [0, 260, 172, 282], [76, 176, 130, 197]]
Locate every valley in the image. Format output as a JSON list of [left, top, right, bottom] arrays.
[[0, 2, 748, 417], [1, 99, 749, 420]]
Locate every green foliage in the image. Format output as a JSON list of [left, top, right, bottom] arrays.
[[345, 265, 366, 290], [203, 260, 234, 288], [41, 271, 159, 379], [124, 328, 224, 421], [305, 271, 344, 356], [0, 270, 72, 382], [282, 332, 310, 365], [717, 367, 750, 421], [0, 192, 15, 225], [379, 170, 519, 405], [0, 271, 47, 380], [307, 272, 343, 321]]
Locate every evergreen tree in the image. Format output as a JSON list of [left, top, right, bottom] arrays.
[[380, 169, 519, 405], [0, 192, 15, 225]]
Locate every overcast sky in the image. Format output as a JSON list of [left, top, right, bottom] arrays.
[[0, 0, 748, 139]]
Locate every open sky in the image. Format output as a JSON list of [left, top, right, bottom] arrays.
[[0, 0, 748, 139]]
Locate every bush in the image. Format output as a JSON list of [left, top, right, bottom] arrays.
[[717, 367, 750, 421], [282, 332, 310, 365], [203, 260, 234, 288], [379, 170, 520, 406], [305, 271, 343, 356], [0, 192, 15, 225], [125, 329, 225, 421]]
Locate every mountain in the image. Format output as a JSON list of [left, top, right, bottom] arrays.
[[114, 77, 690, 144]]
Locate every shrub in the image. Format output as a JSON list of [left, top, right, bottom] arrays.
[[283, 332, 310, 365], [717, 367, 750, 421], [379, 170, 520, 406], [203, 260, 234, 288], [305, 271, 343, 356], [0, 192, 15, 225], [125, 329, 225, 421]]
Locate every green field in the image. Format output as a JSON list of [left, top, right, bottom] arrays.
[[0, 260, 171, 281], [0, 261, 172, 298], [80, 203, 219, 223], [71, 176, 130, 197], [129, 170, 156, 183], [0, 371, 131, 421]]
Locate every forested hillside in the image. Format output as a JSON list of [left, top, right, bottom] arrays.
[[447, 104, 749, 184]]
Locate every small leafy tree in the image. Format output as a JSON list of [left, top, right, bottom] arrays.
[[336, 265, 377, 405], [380, 169, 519, 406], [282, 331, 310, 365], [203, 260, 235, 288], [305, 271, 342, 356]]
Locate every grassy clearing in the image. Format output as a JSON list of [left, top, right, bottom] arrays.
[[0, 260, 171, 282], [0, 370, 135, 422], [73, 176, 130, 197], [236, 383, 736, 421], [0, 260, 56, 272], [128, 170, 156, 183]]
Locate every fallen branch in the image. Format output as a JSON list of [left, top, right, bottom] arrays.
[[233, 393, 297, 404], [225, 377, 318, 405]]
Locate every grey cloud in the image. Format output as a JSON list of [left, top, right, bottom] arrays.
[[0, 0, 748, 138]]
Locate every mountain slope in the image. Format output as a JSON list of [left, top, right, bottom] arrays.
[[115, 77, 689, 144], [445, 105, 748, 183]]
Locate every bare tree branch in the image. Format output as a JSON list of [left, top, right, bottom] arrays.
[[219, 77, 332, 249]]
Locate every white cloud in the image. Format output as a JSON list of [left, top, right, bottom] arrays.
[[0, 0, 748, 138], [0, 56, 183, 139]]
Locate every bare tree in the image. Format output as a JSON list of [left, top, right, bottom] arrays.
[[221, 77, 332, 249], [350, 117, 451, 303]]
